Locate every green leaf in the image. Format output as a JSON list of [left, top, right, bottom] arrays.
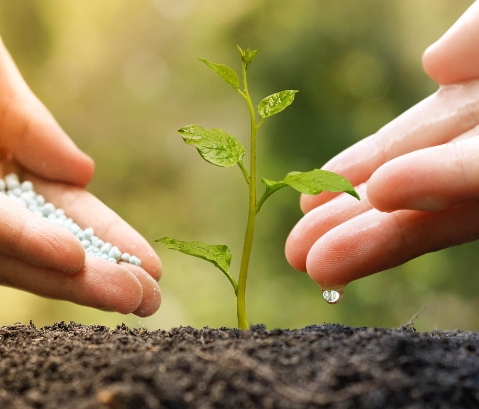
[[258, 90, 298, 119], [237, 45, 258, 70], [260, 169, 360, 209], [265, 169, 360, 198], [178, 125, 245, 167], [156, 237, 237, 293], [199, 58, 239, 90]]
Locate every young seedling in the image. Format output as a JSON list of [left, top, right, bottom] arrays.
[[157, 46, 359, 329]]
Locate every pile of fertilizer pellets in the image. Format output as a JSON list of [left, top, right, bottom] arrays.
[[0, 173, 141, 266]]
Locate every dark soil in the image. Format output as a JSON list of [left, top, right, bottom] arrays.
[[1, 322, 479, 408]]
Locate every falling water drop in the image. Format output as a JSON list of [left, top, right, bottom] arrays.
[[322, 289, 343, 304]]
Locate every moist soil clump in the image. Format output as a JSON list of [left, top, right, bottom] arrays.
[[0, 321, 478, 408]]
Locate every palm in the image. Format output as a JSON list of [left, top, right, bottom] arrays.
[[0, 39, 161, 317]]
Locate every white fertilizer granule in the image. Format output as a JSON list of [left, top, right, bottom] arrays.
[[0, 173, 141, 266]]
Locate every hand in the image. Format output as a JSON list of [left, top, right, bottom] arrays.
[[0, 37, 161, 317], [285, 2, 479, 291]]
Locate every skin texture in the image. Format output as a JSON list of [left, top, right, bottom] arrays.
[[0, 37, 162, 317], [285, 1, 479, 291]]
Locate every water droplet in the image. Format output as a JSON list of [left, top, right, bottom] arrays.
[[322, 289, 343, 304]]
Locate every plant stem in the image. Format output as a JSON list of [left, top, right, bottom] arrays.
[[237, 161, 250, 184], [236, 61, 258, 330]]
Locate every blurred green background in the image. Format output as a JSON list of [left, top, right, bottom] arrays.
[[0, 0, 477, 332]]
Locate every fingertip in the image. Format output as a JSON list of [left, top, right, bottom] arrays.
[[421, 42, 444, 84], [72, 152, 95, 188], [84, 259, 144, 314], [46, 220, 87, 275], [289, 184, 371, 273], [421, 1, 479, 85], [134, 286, 161, 317], [285, 254, 306, 274], [25, 120, 96, 187], [367, 159, 418, 212], [304, 209, 386, 289], [10, 208, 87, 275], [0, 43, 95, 187], [285, 232, 308, 272], [421, 42, 456, 85], [57, 233, 86, 275], [300, 193, 315, 214], [122, 264, 162, 317], [306, 237, 350, 289], [365, 170, 389, 212]]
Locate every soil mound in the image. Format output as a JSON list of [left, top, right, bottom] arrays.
[[0, 321, 477, 408]]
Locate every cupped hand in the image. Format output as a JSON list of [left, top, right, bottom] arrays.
[[286, 1, 479, 292], [0, 37, 161, 317]]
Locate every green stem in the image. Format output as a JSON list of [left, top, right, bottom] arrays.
[[237, 60, 258, 330], [237, 161, 250, 185], [257, 117, 265, 130], [255, 184, 285, 213]]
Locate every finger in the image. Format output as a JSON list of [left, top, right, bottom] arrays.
[[305, 203, 479, 290], [368, 136, 479, 212], [286, 183, 371, 272], [0, 37, 94, 187], [119, 263, 162, 317], [0, 254, 143, 314], [300, 79, 479, 213], [422, 1, 479, 85], [0, 193, 85, 274], [26, 174, 162, 281]]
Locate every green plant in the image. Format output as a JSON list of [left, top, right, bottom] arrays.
[[157, 46, 359, 329]]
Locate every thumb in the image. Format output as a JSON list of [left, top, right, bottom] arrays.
[[0, 37, 94, 187], [0, 193, 85, 274], [367, 136, 479, 212]]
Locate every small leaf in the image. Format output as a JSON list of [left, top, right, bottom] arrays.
[[263, 169, 360, 200], [258, 90, 298, 119], [200, 58, 239, 90], [178, 125, 245, 167], [237, 45, 258, 70], [156, 237, 237, 293]]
